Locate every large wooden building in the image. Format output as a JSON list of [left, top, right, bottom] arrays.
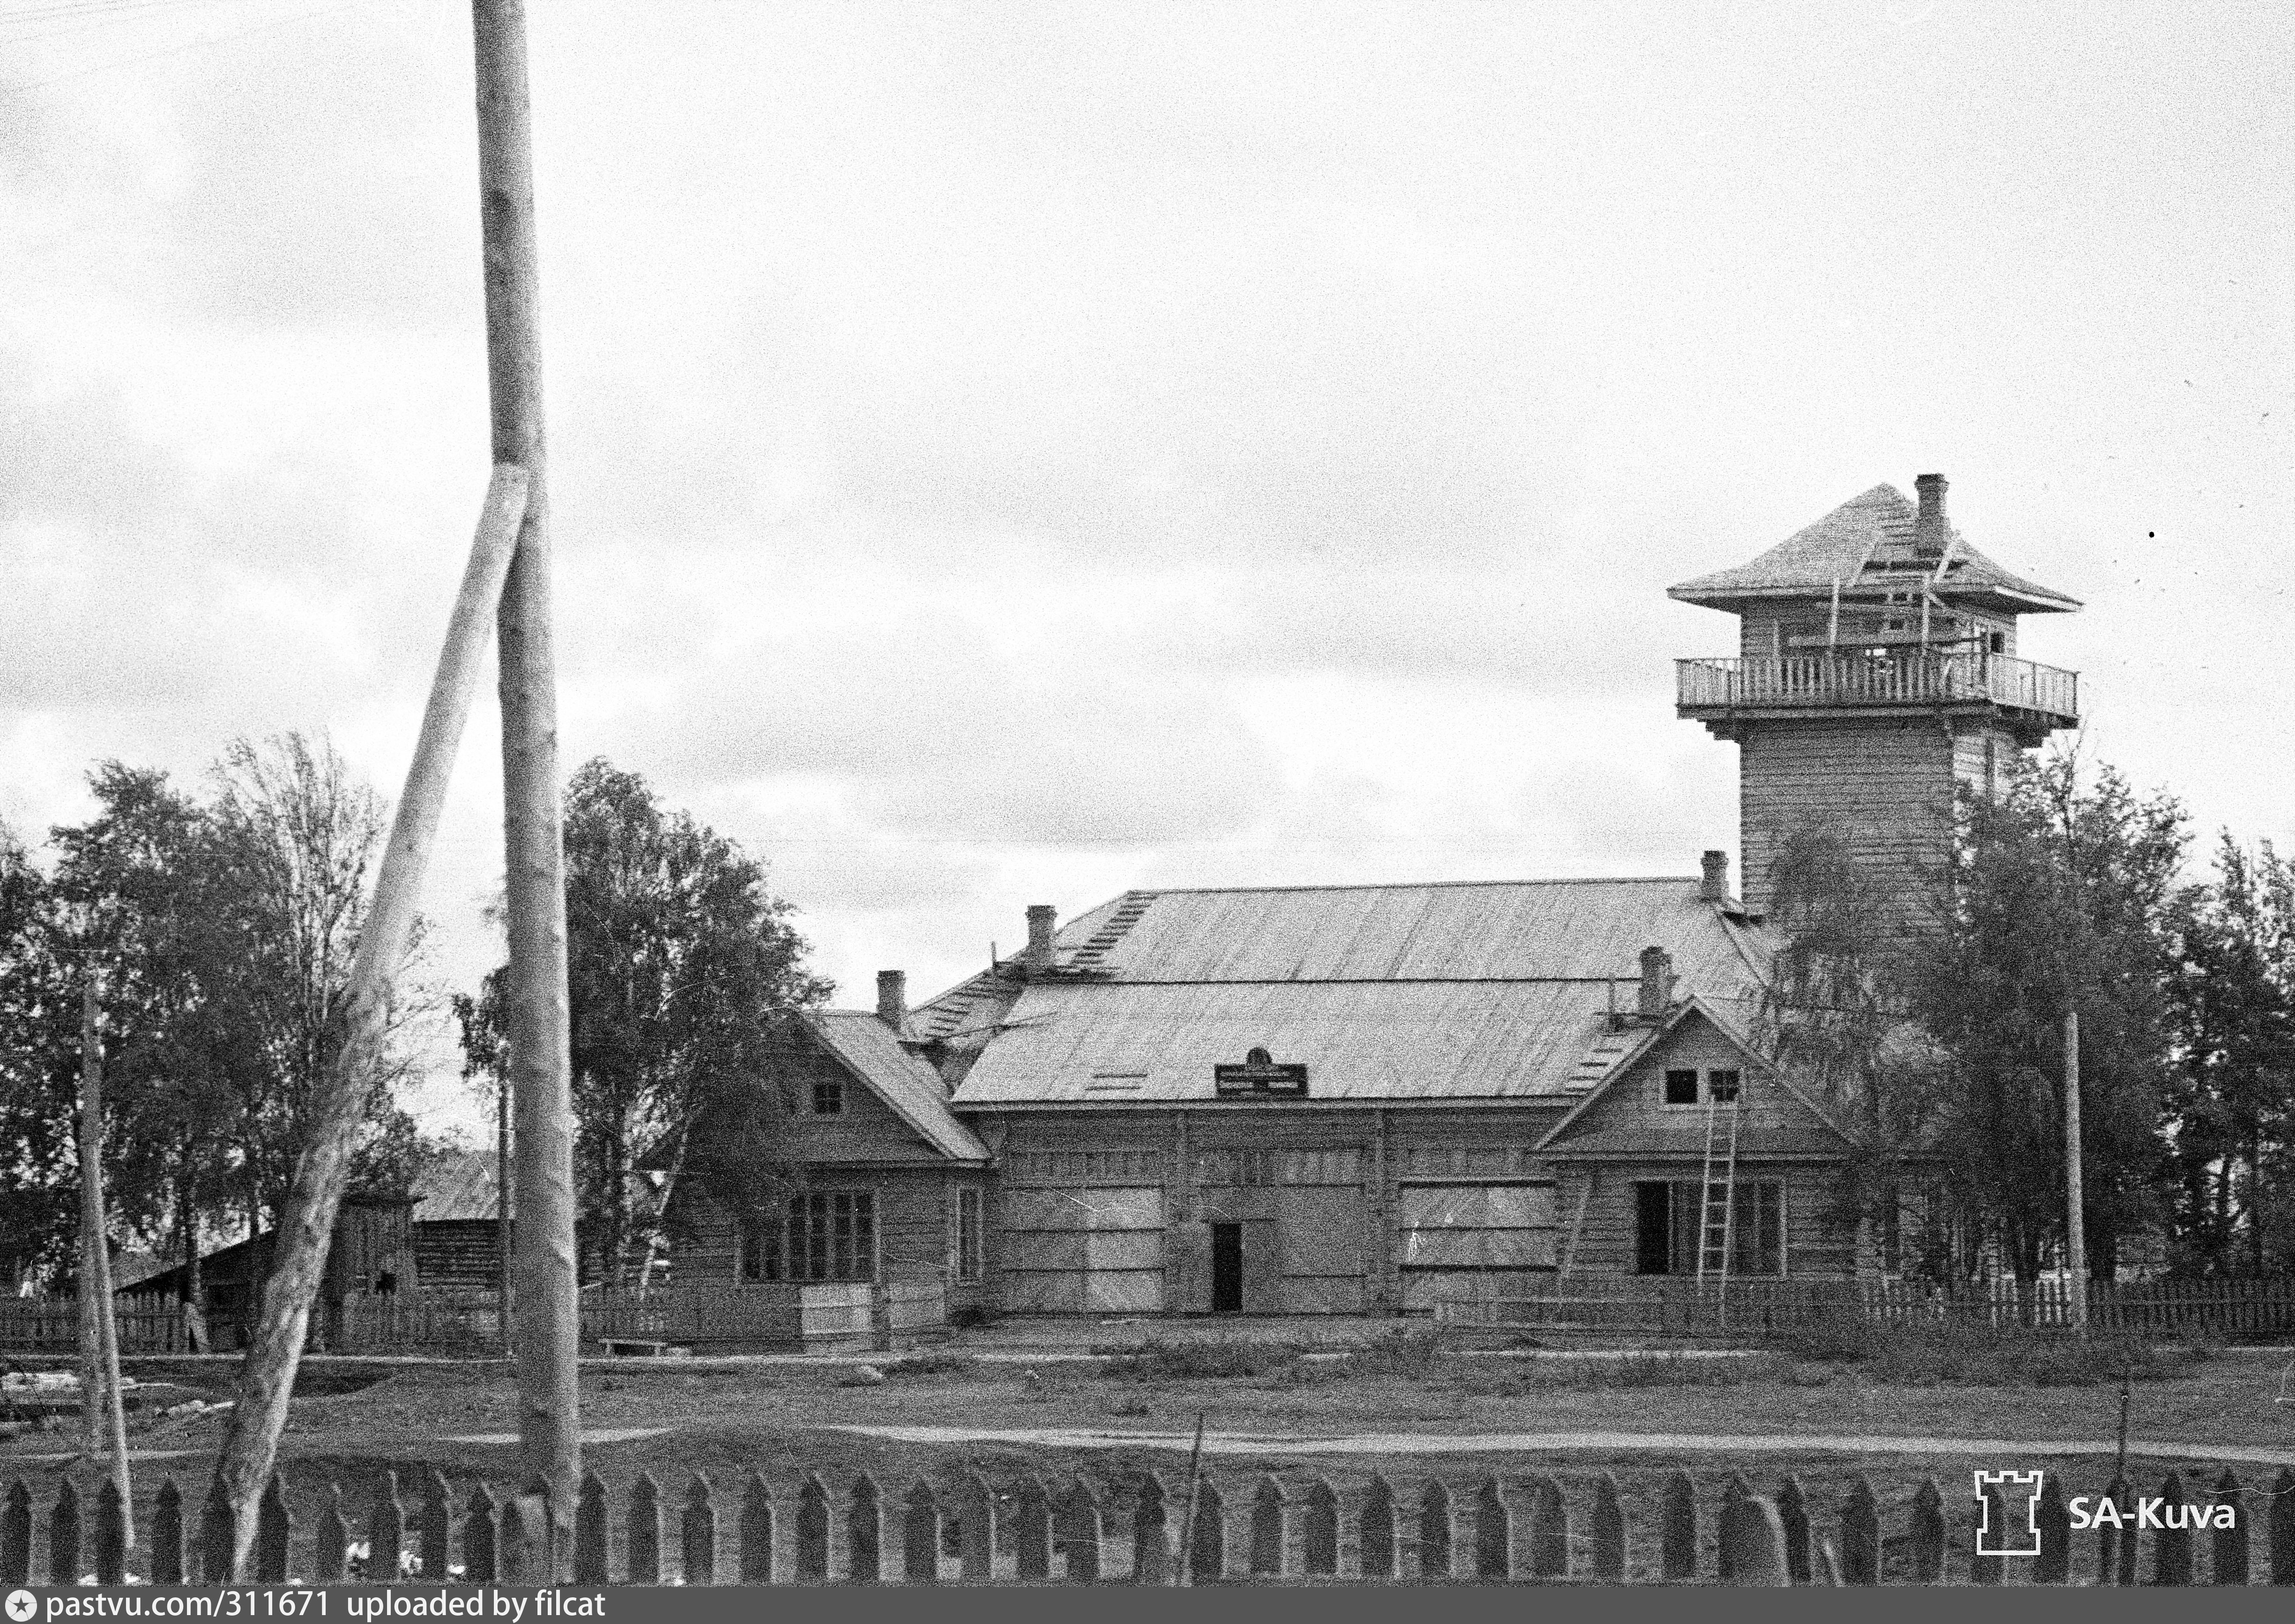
[[676, 474, 2082, 1317]]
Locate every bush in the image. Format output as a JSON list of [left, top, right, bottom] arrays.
[[1341, 1325, 1448, 1379], [1765, 1315, 2209, 1386], [1099, 1337, 1301, 1380]]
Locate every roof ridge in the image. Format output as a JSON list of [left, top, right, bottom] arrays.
[[1074, 875, 1702, 902]]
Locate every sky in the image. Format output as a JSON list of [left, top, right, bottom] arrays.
[[5, 0, 2290, 1142]]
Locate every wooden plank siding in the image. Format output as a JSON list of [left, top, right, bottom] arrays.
[[1557, 1159, 1859, 1280], [1738, 718, 1954, 917], [673, 1169, 989, 1306]]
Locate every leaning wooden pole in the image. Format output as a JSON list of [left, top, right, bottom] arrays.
[[79, 971, 133, 1546], [472, 0, 581, 1562], [2064, 1007, 2087, 1332], [209, 466, 531, 1572]]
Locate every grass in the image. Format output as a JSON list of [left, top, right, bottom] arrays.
[[1762, 1316, 2213, 1386], [1097, 1336, 1305, 1380], [1338, 1326, 1446, 1379], [882, 1350, 976, 1377]]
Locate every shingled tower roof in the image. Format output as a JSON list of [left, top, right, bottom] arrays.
[[1667, 482, 2080, 615]]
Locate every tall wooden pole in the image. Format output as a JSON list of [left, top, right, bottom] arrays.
[[210, 467, 530, 1572], [472, 0, 581, 1560], [2064, 1008, 2088, 1331], [78, 972, 133, 1545]]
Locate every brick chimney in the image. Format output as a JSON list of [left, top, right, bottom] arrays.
[[875, 969, 906, 1028], [1637, 945, 1674, 1021], [1699, 850, 1729, 904], [1025, 904, 1057, 970], [1914, 473, 1948, 558]]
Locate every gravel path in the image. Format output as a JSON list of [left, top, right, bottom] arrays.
[[831, 1423, 2295, 1467]]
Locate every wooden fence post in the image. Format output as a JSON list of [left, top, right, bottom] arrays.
[[2151, 1470, 2192, 1586], [681, 1475, 715, 1586], [1185, 1476, 1224, 1582], [1249, 1475, 1283, 1577], [150, 1479, 183, 1586], [1300, 1480, 1337, 1579], [1661, 1469, 1697, 1582], [956, 1470, 997, 1582], [1839, 1476, 1879, 1585], [200, 1476, 235, 1583], [1528, 1476, 1568, 1580], [902, 1481, 939, 1585], [1908, 1479, 1945, 1584], [795, 1474, 829, 1581], [2211, 1470, 2247, 1586], [1130, 1473, 1170, 1586], [1357, 1475, 1395, 1581]]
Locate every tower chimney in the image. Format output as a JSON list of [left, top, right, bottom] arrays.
[[1637, 946, 1673, 1021], [1914, 473, 1947, 558], [1699, 850, 1729, 904], [1025, 904, 1057, 970], [875, 969, 906, 1028]]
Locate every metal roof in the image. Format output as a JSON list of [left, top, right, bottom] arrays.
[[1013, 877, 1773, 986], [939, 876, 1782, 1107], [1667, 483, 2079, 615], [811, 1010, 991, 1162]]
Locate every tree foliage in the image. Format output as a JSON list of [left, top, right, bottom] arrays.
[[457, 758, 829, 1283]]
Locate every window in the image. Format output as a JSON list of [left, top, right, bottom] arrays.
[[1707, 1068, 1741, 1103], [1633, 1180, 1784, 1276], [955, 1186, 983, 1283], [1663, 1068, 1699, 1105], [741, 1191, 876, 1282], [1987, 631, 2006, 654], [811, 1079, 843, 1116]]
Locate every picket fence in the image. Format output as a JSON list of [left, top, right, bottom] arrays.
[[5, 1463, 2292, 1587], [1438, 1275, 2295, 1338]]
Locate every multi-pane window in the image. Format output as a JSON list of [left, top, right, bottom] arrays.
[[1663, 1068, 1699, 1105], [955, 1186, 983, 1282], [1632, 1179, 1784, 1277], [811, 1079, 844, 1115], [741, 1191, 876, 1282], [1661, 1068, 1743, 1106], [1707, 1068, 1742, 1103]]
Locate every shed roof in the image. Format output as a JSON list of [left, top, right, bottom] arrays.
[[811, 1009, 991, 1162], [1668, 484, 2079, 615], [412, 1147, 503, 1223]]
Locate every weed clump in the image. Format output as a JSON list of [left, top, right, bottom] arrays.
[[1099, 1337, 1301, 1380], [883, 1350, 975, 1378], [1764, 1316, 2209, 1386], [1341, 1325, 1447, 1379]]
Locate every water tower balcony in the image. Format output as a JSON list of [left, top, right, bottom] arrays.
[[1676, 652, 2079, 742]]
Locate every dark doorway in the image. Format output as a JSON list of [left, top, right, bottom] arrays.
[[1210, 1223, 1244, 1312]]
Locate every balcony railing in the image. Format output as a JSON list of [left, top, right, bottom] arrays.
[[1676, 652, 2079, 721]]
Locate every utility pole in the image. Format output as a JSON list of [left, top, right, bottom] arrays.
[[472, 0, 581, 1561], [78, 971, 134, 1547], [2064, 1007, 2088, 1332]]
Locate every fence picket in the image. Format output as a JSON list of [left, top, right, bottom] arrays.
[[844, 1476, 879, 1585], [1589, 1474, 1625, 1583], [1131, 1473, 1170, 1586], [1058, 1479, 1104, 1582], [2212, 1470, 2247, 1585], [1014, 1478, 1051, 1580], [1357, 1475, 1394, 1581], [1661, 1470, 1697, 1582], [200, 1476, 234, 1583], [681, 1476, 715, 1587], [739, 1470, 773, 1584], [2152, 1471, 2192, 1586], [795, 1474, 829, 1582], [2035, 1474, 2071, 1583], [1777, 1475, 1811, 1584], [1718, 1490, 1789, 1586], [313, 1483, 347, 1583], [369, 1469, 405, 1584], [462, 1483, 496, 1586], [150, 1479, 183, 1587], [901, 1481, 939, 1585], [1908, 1479, 1945, 1584], [1839, 1477, 1878, 1585], [48, 1478, 79, 1586], [1969, 1479, 2003, 1585], [628, 1472, 662, 1586], [955, 1470, 996, 1582], [1416, 1478, 1451, 1580], [2272, 1467, 2295, 1585], [254, 1474, 291, 1583], [1250, 1476, 1283, 1577], [92, 1476, 126, 1586], [1185, 1476, 1224, 1582], [419, 1468, 451, 1583]]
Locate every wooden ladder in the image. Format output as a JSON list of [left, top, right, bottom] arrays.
[[1695, 1093, 1742, 1316]]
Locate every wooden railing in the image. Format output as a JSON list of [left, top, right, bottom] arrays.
[[1676, 653, 2078, 719], [6, 1460, 2287, 1586]]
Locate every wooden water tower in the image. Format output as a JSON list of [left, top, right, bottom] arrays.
[[1670, 475, 2081, 922]]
